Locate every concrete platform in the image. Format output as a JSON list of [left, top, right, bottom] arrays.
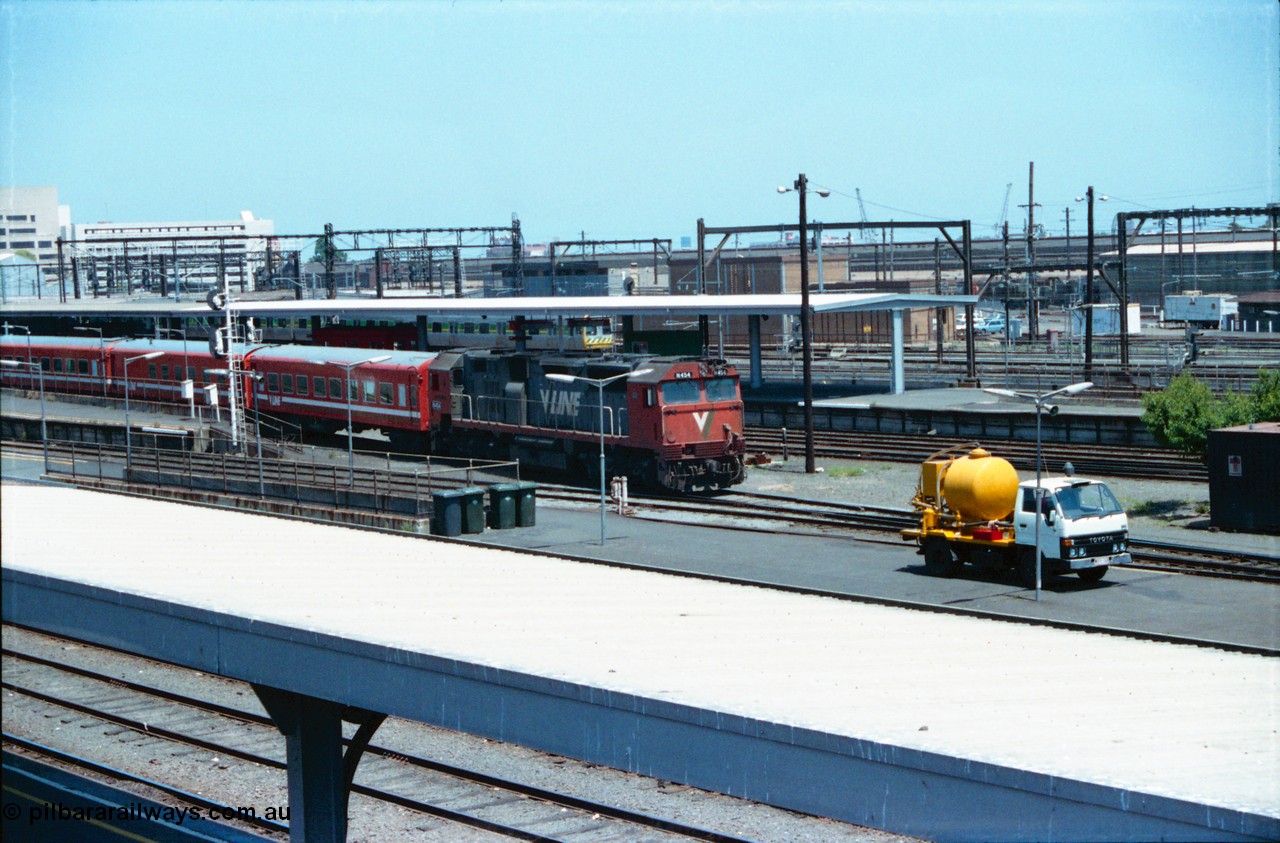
[[3, 484, 1277, 842]]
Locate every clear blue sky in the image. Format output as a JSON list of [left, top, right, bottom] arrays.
[[4, 0, 1276, 245]]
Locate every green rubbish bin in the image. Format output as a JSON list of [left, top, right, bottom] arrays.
[[514, 481, 537, 527], [458, 487, 486, 534], [431, 488, 466, 537], [487, 483, 520, 530]]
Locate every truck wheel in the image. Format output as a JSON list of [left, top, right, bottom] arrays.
[[1078, 566, 1108, 583], [1017, 549, 1040, 589], [923, 539, 960, 577]]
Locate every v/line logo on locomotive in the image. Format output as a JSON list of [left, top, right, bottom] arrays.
[[539, 388, 583, 418], [0, 334, 750, 493]]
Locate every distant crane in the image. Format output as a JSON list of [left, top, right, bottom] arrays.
[[855, 188, 875, 243], [994, 182, 1012, 238]]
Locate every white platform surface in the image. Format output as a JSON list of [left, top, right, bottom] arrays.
[[3, 484, 1276, 817]]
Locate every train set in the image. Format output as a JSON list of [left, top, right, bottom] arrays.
[[0, 334, 747, 492]]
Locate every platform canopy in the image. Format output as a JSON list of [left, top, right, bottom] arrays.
[[0, 291, 976, 320]]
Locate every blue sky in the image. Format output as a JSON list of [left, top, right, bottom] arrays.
[[4, 0, 1276, 245]]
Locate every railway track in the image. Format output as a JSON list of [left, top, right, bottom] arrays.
[[742, 426, 1208, 482], [1, 633, 760, 842]]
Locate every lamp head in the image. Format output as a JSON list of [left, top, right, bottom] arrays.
[[815, 188, 831, 198], [777, 186, 790, 194]]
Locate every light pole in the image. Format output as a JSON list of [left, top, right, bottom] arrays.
[[983, 381, 1093, 600], [546, 368, 653, 545], [73, 326, 119, 398], [3, 323, 33, 389], [1074, 189, 1108, 381], [123, 351, 165, 475], [778, 174, 830, 474], [316, 355, 391, 486], [1, 359, 48, 473], [158, 327, 194, 417]]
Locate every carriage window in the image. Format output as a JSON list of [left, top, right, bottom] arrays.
[[161, 365, 169, 380], [379, 382, 394, 404], [79, 359, 89, 374], [53, 358, 64, 373], [409, 386, 418, 410], [296, 375, 308, 396], [314, 376, 326, 398], [479, 323, 490, 334], [267, 372, 279, 392], [464, 323, 475, 334], [431, 322, 442, 333], [187, 366, 196, 381], [66, 358, 75, 373], [705, 377, 738, 402], [660, 380, 701, 405], [282, 374, 294, 394], [330, 377, 342, 399], [149, 363, 158, 380], [362, 380, 376, 402], [40, 357, 50, 371], [645, 388, 656, 407]]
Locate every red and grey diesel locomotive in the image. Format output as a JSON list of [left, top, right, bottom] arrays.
[[1, 334, 747, 492]]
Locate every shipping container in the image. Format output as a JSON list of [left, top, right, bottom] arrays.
[[1207, 422, 1280, 533]]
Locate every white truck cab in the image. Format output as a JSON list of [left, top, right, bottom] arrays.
[[1013, 478, 1131, 582]]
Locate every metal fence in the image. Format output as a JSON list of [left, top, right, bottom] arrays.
[[47, 439, 520, 516]]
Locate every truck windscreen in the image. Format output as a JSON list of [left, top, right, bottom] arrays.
[[1054, 483, 1124, 520]]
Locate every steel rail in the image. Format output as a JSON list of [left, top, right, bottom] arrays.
[[2, 732, 291, 837], [1, 643, 754, 843]]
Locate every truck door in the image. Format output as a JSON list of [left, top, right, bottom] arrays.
[[1015, 487, 1060, 561]]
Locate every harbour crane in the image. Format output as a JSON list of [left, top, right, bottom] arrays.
[[994, 182, 1012, 238], [855, 188, 875, 243]]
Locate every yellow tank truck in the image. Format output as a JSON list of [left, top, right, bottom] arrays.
[[902, 445, 1130, 586]]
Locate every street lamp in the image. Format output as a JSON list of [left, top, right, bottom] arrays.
[[158, 327, 194, 417], [315, 355, 391, 486], [778, 174, 830, 474], [1074, 189, 1108, 380], [983, 381, 1093, 600], [545, 368, 653, 545], [73, 326, 121, 398], [1, 359, 48, 474], [123, 351, 165, 475], [3, 323, 34, 390]]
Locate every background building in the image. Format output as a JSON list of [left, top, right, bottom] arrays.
[[0, 185, 71, 264]]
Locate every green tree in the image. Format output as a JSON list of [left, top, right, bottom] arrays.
[[1141, 369, 1279, 457], [1141, 372, 1226, 457], [1251, 369, 1280, 422], [309, 241, 348, 264]]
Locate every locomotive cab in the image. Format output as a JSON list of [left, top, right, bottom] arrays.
[[627, 359, 746, 492]]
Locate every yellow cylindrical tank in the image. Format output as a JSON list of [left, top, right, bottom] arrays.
[[941, 448, 1019, 522]]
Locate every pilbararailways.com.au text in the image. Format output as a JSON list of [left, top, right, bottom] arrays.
[[14, 799, 288, 826]]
